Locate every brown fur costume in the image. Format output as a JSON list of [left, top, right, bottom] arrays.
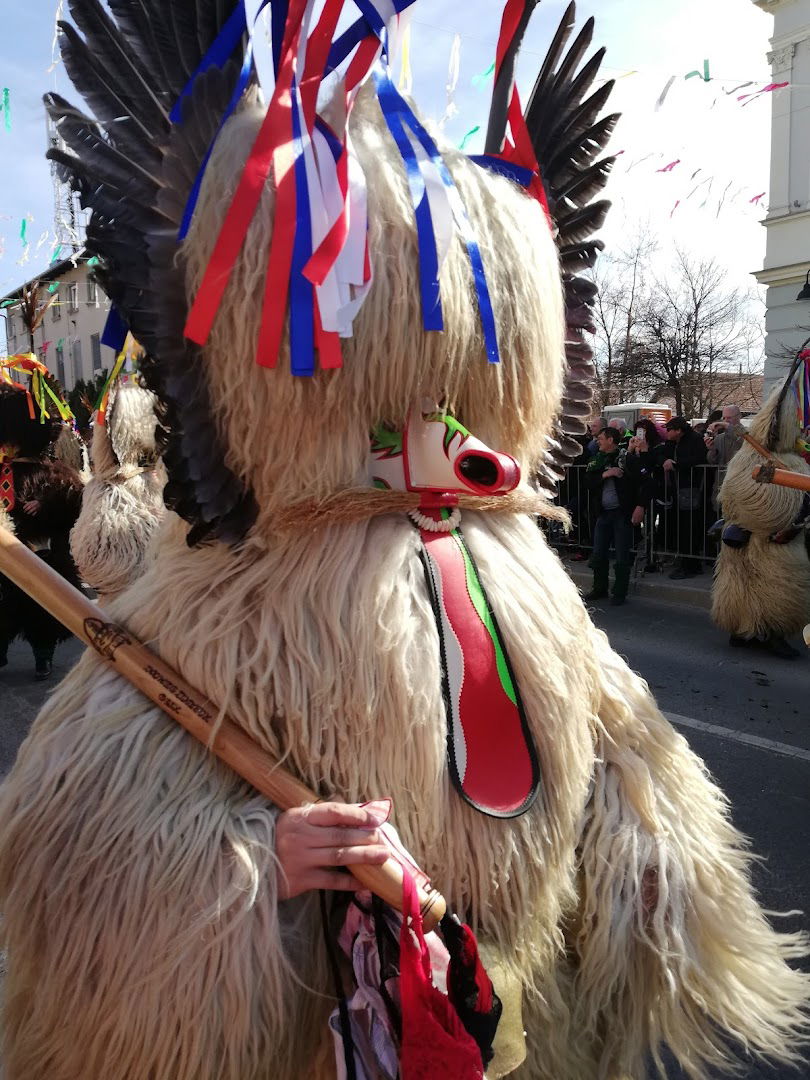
[[713, 389, 810, 640], [0, 6, 808, 1080]]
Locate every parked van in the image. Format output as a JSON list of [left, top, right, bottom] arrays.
[[602, 402, 672, 430]]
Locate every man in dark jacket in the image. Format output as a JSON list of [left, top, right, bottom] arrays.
[[584, 427, 649, 605], [663, 416, 709, 578]]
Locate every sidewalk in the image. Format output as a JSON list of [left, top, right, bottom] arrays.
[[561, 554, 712, 610]]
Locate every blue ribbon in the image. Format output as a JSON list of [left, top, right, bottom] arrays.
[[326, 0, 417, 73], [289, 76, 315, 376], [173, 1, 275, 241], [468, 154, 534, 189], [374, 69, 500, 363], [374, 71, 442, 333], [169, 3, 248, 125], [101, 305, 128, 352]]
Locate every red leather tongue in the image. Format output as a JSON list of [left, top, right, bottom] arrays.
[[418, 519, 539, 818]]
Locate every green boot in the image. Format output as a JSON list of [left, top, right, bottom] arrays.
[[585, 558, 609, 601], [612, 563, 631, 605]]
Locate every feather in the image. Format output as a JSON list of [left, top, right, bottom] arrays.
[[66, 0, 170, 125]]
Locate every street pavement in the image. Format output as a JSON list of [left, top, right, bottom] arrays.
[[586, 590, 810, 1080], [0, 593, 808, 1078]]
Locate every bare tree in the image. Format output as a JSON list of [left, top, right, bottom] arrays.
[[591, 227, 658, 409], [594, 247, 764, 417]]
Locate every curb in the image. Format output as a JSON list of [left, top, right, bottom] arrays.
[[565, 565, 712, 611]]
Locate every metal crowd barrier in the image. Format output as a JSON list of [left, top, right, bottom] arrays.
[[548, 463, 725, 572]]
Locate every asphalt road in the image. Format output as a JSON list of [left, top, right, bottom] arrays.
[[588, 594, 810, 1080], [1, 600, 808, 1079]]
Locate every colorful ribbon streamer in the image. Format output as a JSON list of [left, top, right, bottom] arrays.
[[458, 125, 480, 151], [685, 60, 710, 82], [2, 88, 10, 133], [472, 61, 495, 89]]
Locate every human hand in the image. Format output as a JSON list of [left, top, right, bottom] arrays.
[[663, 459, 675, 473], [275, 799, 391, 899], [631, 506, 644, 526], [23, 500, 41, 515], [602, 467, 623, 478]]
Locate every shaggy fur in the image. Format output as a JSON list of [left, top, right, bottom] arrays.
[[70, 383, 165, 599], [1, 87, 808, 1080], [713, 390, 810, 637]]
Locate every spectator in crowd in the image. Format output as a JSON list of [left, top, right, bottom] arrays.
[[625, 418, 667, 572], [584, 427, 649, 606], [663, 416, 709, 578], [585, 417, 604, 459], [608, 417, 631, 445], [706, 405, 745, 467]]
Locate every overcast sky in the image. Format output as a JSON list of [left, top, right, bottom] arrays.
[[0, 0, 776, 309]]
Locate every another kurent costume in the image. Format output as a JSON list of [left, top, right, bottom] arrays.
[[713, 362, 810, 656], [70, 378, 165, 599], [0, 384, 83, 678], [0, 3, 808, 1079]]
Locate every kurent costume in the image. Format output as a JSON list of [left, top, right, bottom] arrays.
[[70, 378, 165, 599], [0, 382, 83, 678], [0, 3, 808, 1079], [713, 358, 810, 656]]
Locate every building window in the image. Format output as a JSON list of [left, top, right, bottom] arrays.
[[52, 291, 61, 320], [56, 344, 65, 387], [68, 283, 79, 312], [87, 281, 98, 306], [71, 339, 83, 384], [91, 332, 102, 372]]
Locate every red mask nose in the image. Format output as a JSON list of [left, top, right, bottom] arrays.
[[455, 450, 520, 495]]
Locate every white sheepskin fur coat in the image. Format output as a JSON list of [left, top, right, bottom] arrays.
[[0, 92, 808, 1080], [713, 390, 810, 639], [69, 382, 165, 600]]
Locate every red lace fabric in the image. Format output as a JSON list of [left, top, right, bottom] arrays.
[[398, 872, 484, 1080]]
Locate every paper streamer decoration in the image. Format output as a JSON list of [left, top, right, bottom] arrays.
[[750, 191, 766, 204], [439, 33, 461, 129], [655, 76, 676, 111], [47, 0, 65, 73], [47, 281, 60, 294], [19, 218, 27, 246], [398, 22, 413, 94], [739, 81, 789, 105], [472, 61, 495, 89], [458, 125, 480, 151], [2, 88, 10, 133], [657, 159, 681, 173], [685, 60, 710, 82]]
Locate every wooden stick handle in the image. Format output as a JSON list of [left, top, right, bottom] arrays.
[[743, 431, 787, 468], [0, 526, 446, 930], [752, 465, 810, 492]]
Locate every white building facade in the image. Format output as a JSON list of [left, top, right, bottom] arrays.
[[1, 255, 115, 393], [753, 0, 810, 393]]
